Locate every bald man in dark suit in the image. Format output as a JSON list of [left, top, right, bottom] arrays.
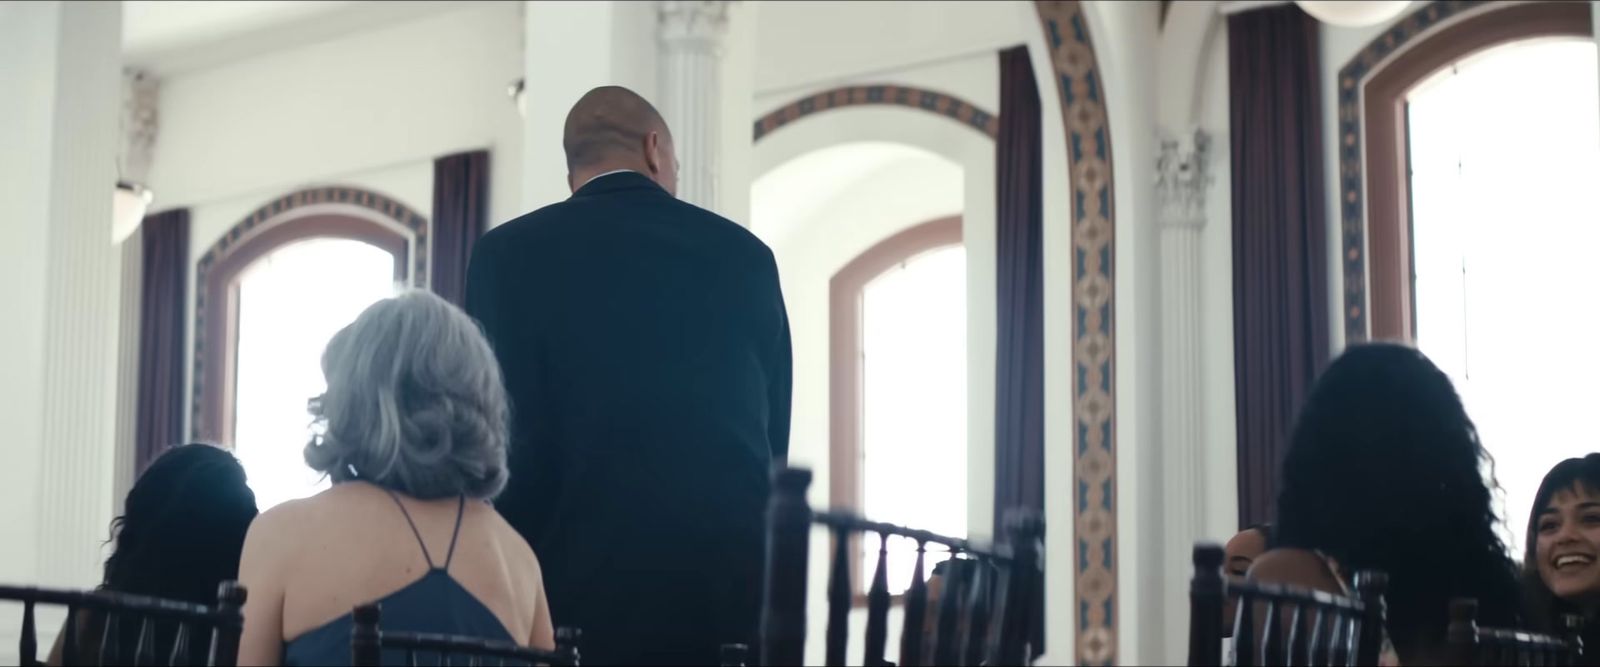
[[465, 86, 792, 665]]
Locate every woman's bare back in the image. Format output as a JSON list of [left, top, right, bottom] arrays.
[[237, 481, 552, 664]]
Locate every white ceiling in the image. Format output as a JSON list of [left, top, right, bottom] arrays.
[[122, 1, 483, 74]]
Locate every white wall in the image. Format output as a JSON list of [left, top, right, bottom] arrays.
[[147, 2, 524, 441], [753, 0, 1031, 101], [150, 1, 524, 227]]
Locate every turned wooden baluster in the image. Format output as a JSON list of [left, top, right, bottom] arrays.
[[899, 541, 929, 667], [960, 561, 991, 666], [825, 525, 851, 666], [862, 533, 891, 666]]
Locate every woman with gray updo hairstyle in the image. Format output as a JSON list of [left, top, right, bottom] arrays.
[[306, 289, 510, 499], [238, 290, 553, 666]]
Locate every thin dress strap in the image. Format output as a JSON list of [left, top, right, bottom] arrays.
[[441, 495, 466, 572], [382, 487, 436, 570]]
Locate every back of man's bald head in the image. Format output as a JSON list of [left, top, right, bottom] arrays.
[[562, 86, 671, 173]]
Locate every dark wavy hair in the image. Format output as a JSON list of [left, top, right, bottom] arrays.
[[1274, 343, 1522, 661], [73, 444, 259, 662], [1521, 454, 1600, 633]]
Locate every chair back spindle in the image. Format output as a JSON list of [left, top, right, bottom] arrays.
[[208, 581, 245, 667], [996, 512, 1043, 666], [932, 554, 967, 666], [1187, 545, 1225, 667], [1447, 597, 1583, 666], [133, 617, 158, 666], [169, 622, 192, 666], [899, 541, 929, 667], [19, 599, 36, 666], [760, 468, 813, 667], [757, 468, 1042, 666], [961, 560, 990, 666], [862, 534, 891, 666], [719, 643, 749, 666], [352, 602, 382, 666], [825, 526, 851, 666]]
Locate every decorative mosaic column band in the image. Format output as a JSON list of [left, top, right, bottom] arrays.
[[1035, 2, 1119, 664]]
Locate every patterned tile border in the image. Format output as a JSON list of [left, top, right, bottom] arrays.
[[189, 186, 430, 440], [1337, 0, 1485, 341], [1035, 1, 1119, 664], [752, 84, 999, 142], [749, 8, 1116, 659]]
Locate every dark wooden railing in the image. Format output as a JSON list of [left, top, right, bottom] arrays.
[[759, 467, 1044, 667], [349, 602, 581, 666], [0, 580, 245, 666]]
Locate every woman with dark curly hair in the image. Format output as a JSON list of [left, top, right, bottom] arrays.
[[1249, 343, 1523, 665], [1521, 454, 1600, 661], [47, 443, 260, 664]]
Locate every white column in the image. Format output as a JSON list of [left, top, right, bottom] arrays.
[[658, 1, 731, 213], [1155, 128, 1215, 662], [35, 0, 125, 590]]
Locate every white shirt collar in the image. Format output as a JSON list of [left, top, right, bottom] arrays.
[[579, 169, 639, 190]]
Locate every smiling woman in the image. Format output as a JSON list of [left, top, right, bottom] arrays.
[[1523, 454, 1600, 639]]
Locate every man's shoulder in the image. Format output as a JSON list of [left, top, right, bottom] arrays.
[[663, 199, 775, 260]]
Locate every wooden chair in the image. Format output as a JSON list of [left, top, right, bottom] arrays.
[[1188, 543, 1388, 666], [0, 580, 245, 666], [758, 467, 1045, 667], [349, 602, 581, 666], [1446, 598, 1584, 666]]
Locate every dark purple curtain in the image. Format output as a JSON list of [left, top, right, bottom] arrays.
[[134, 208, 190, 475], [1228, 6, 1331, 530], [432, 150, 490, 307], [995, 45, 1045, 656], [994, 45, 1044, 533]]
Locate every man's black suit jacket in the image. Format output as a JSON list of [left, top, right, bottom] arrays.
[[464, 172, 792, 665]]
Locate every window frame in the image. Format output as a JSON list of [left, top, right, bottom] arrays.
[[193, 212, 414, 445], [828, 215, 963, 603], [1347, 1, 1591, 341]]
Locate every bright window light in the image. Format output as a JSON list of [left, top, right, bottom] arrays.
[[1409, 38, 1600, 558], [859, 245, 967, 591], [231, 237, 401, 511]]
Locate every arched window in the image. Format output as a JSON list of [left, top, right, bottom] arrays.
[[193, 188, 427, 509], [830, 216, 965, 594], [1341, 1, 1592, 340], [1407, 36, 1599, 555]]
